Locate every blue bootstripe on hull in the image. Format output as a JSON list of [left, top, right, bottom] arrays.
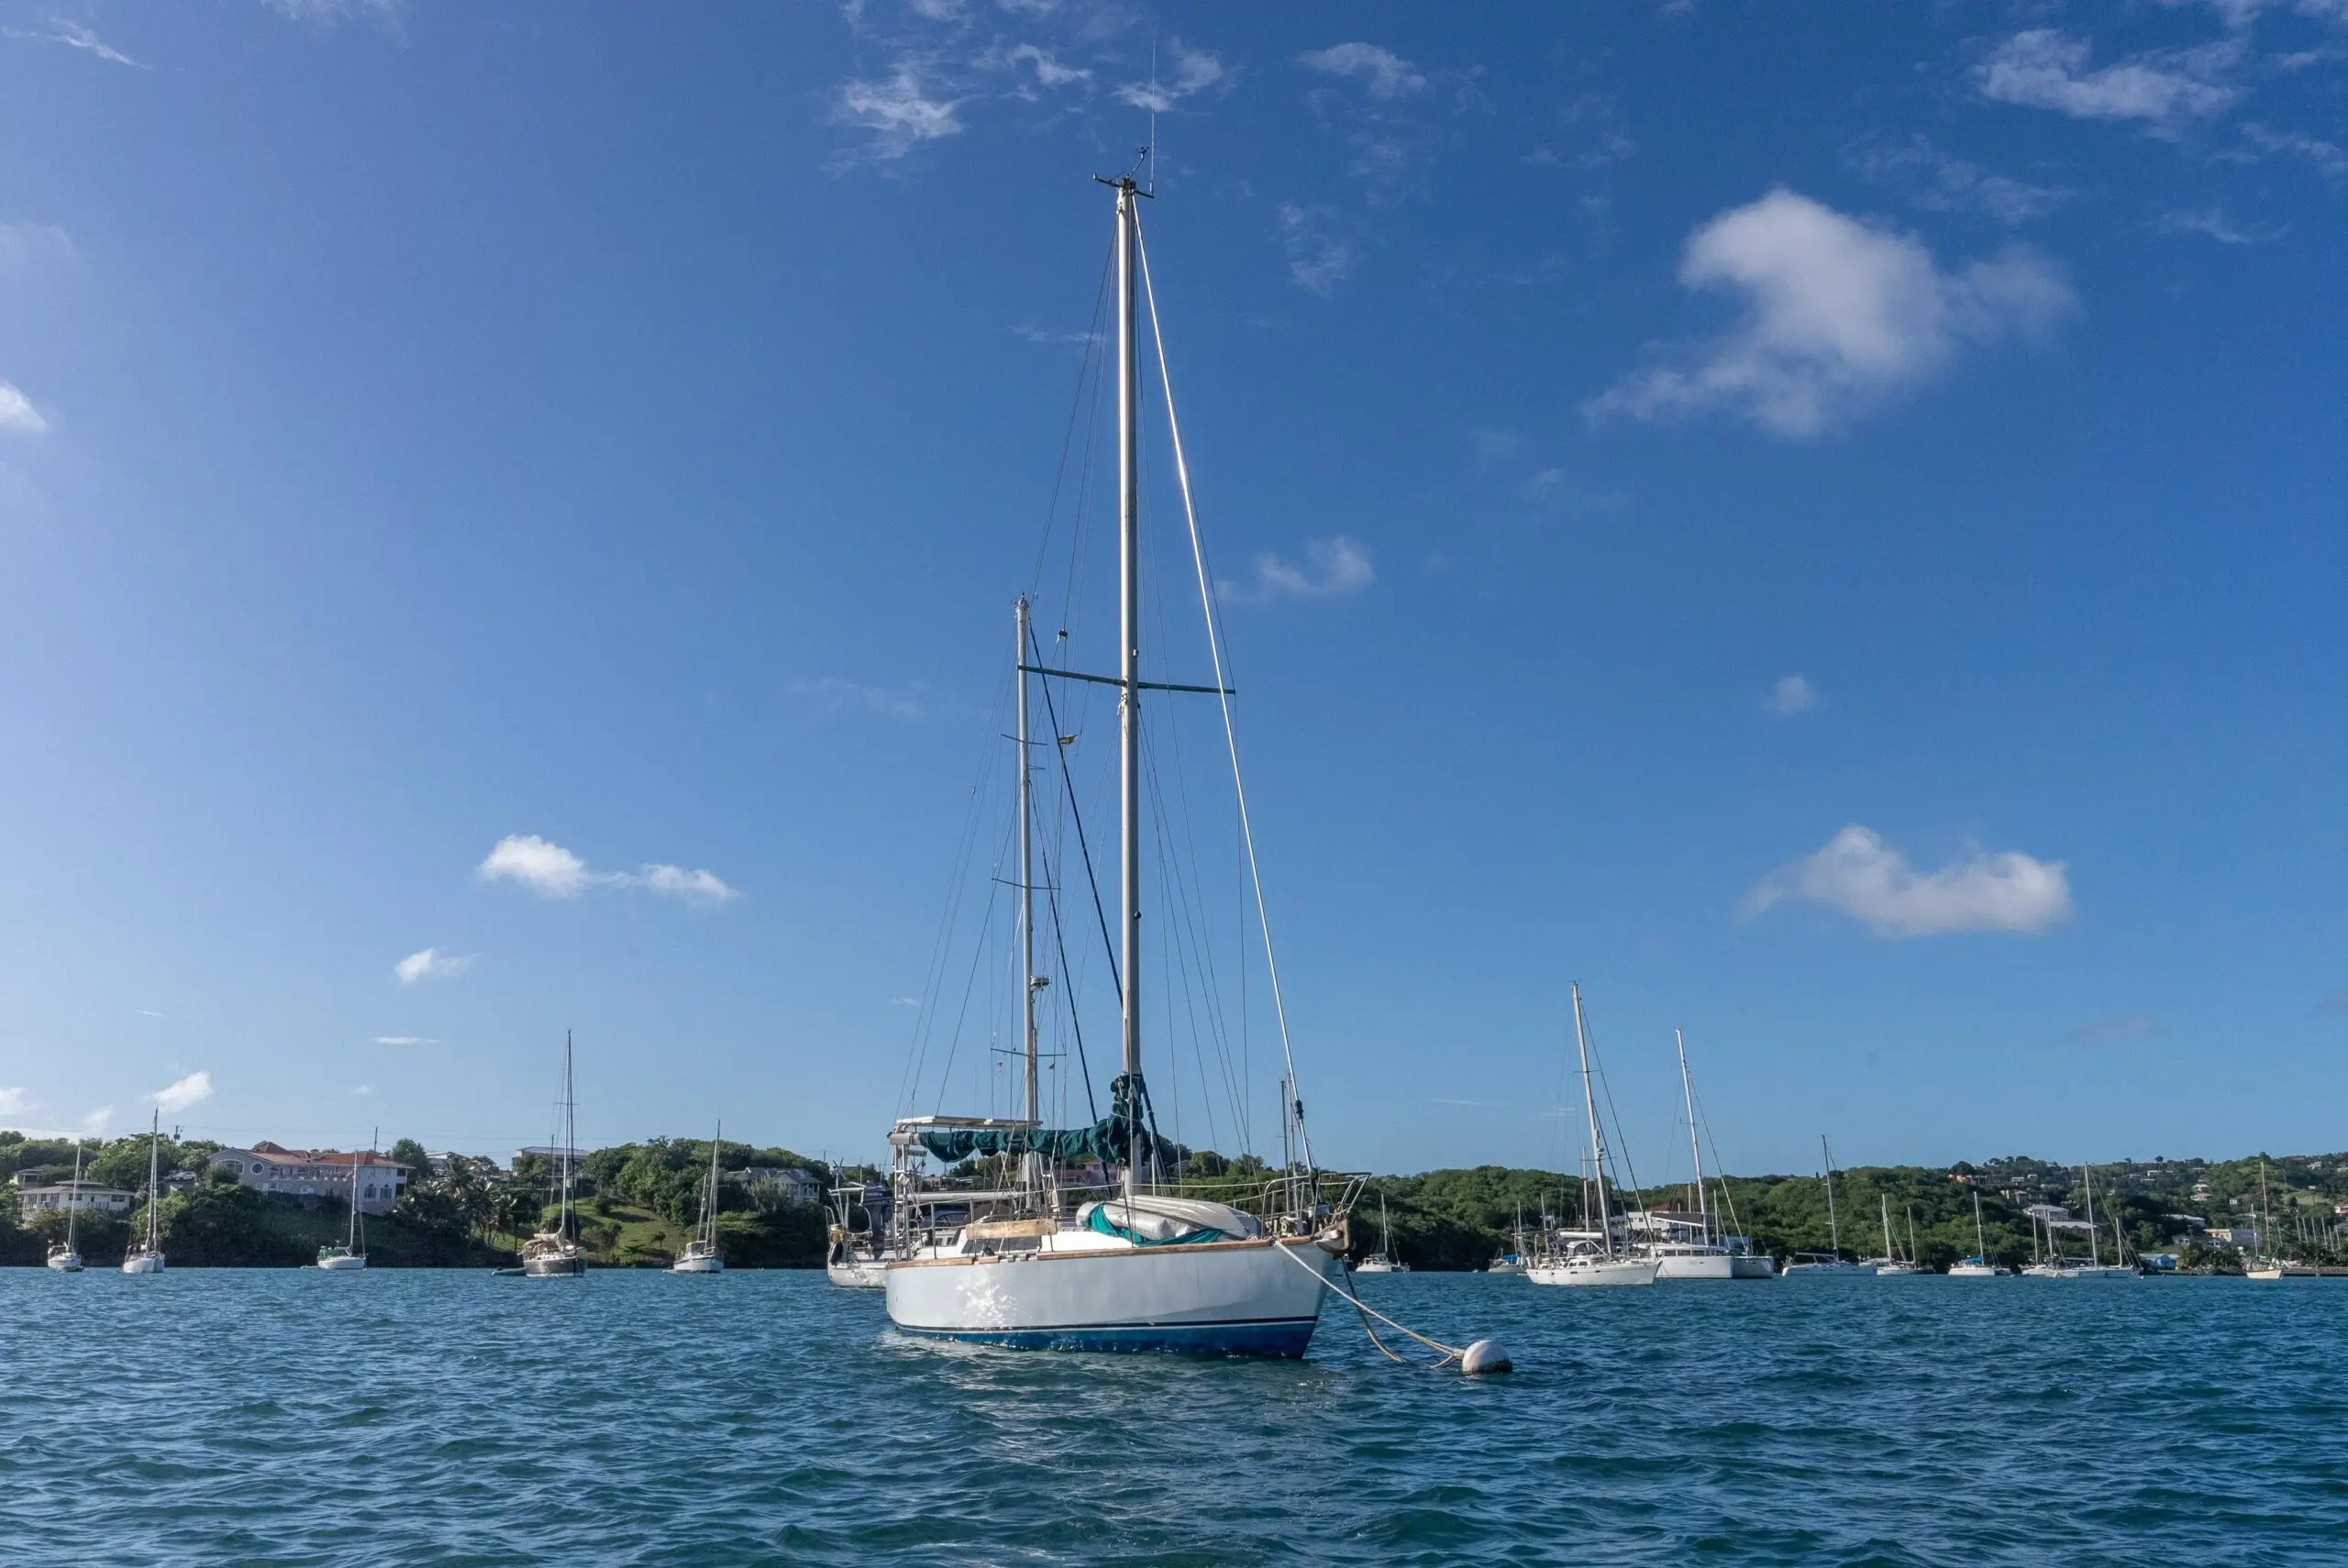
[[896, 1316, 1322, 1357]]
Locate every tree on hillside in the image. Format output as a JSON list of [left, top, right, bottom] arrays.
[[387, 1138, 432, 1179]]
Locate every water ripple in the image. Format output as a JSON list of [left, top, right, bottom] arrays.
[[4, 1269, 2345, 1564]]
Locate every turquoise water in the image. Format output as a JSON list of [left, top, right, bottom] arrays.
[[4, 1268, 2342, 1565]]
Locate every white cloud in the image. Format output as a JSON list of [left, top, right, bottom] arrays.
[[2158, 207, 2280, 243], [1766, 675, 1818, 715], [888, 996, 919, 1007], [833, 57, 966, 162], [373, 1036, 436, 1046], [0, 382, 50, 435], [3, 18, 145, 68], [1116, 39, 1224, 113], [1590, 189, 2075, 437], [981, 41, 1089, 93], [353, 1083, 375, 1098], [476, 834, 740, 903], [263, 0, 404, 27], [0, 1088, 28, 1116], [81, 1104, 113, 1135], [1276, 203, 1356, 294], [1976, 31, 2237, 125], [2069, 1014, 2161, 1044], [152, 1071, 214, 1113], [1299, 42, 1426, 101], [1846, 135, 2072, 225], [1747, 825, 2074, 938], [0, 222, 73, 269], [477, 834, 599, 897], [2241, 122, 2348, 176], [636, 864, 740, 903], [1223, 536, 1375, 602], [790, 677, 958, 721], [393, 947, 473, 985]]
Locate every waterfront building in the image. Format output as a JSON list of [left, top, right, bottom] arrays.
[[16, 1179, 136, 1215], [737, 1165, 824, 1204], [210, 1143, 413, 1214]]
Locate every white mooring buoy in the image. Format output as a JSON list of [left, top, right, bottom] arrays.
[[1459, 1338, 1513, 1375]]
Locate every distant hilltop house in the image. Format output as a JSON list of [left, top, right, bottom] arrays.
[[211, 1143, 413, 1215], [14, 1176, 136, 1215], [2203, 1225, 2261, 1248], [737, 1166, 824, 1205]]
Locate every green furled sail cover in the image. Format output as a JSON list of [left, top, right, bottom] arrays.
[[1083, 1204, 1223, 1247], [916, 1074, 1181, 1166]]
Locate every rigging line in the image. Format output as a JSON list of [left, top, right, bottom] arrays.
[[1142, 721, 1228, 1158], [1026, 237, 1117, 598], [1030, 618, 1123, 1001], [1689, 1081, 1749, 1240], [1140, 595, 1250, 1149], [896, 676, 1015, 1113], [1131, 205, 1314, 1174], [1590, 1033, 1650, 1223], [930, 818, 1014, 1115], [1139, 704, 1246, 1153], [1038, 834, 1102, 1125]]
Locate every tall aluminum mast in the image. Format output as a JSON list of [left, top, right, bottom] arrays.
[[1113, 175, 1142, 1201], [1572, 985, 1611, 1258], [1015, 596, 1039, 1132], [1677, 1030, 1709, 1242]]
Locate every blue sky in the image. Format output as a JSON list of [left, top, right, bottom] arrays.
[[2, 1, 2343, 1180]]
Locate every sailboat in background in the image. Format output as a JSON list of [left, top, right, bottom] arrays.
[[2024, 1163, 2136, 1278], [1354, 1195, 1407, 1274], [2243, 1158, 2313, 1279], [44, 1138, 86, 1273], [671, 1121, 725, 1273], [1783, 1137, 1875, 1275], [1870, 1194, 1922, 1275], [316, 1132, 371, 1269], [520, 1033, 586, 1278], [120, 1111, 166, 1275], [1528, 987, 1657, 1287], [1641, 1030, 1775, 1280], [1949, 1189, 2002, 1276]]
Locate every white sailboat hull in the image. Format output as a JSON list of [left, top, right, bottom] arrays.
[[316, 1254, 367, 1271], [670, 1253, 724, 1274], [828, 1257, 887, 1289], [1947, 1263, 2000, 1277], [1527, 1257, 1658, 1287], [121, 1252, 165, 1275], [46, 1252, 83, 1273], [1651, 1250, 1778, 1281], [1783, 1262, 1877, 1276], [1352, 1258, 1402, 1275], [886, 1235, 1342, 1355]]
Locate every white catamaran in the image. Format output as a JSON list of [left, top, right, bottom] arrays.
[[120, 1111, 166, 1275], [880, 171, 1355, 1355], [670, 1121, 725, 1274], [1528, 987, 1657, 1287], [1640, 1030, 1776, 1281], [520, 1033, 586, 1279], [45, 1138, 86, 1273]]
